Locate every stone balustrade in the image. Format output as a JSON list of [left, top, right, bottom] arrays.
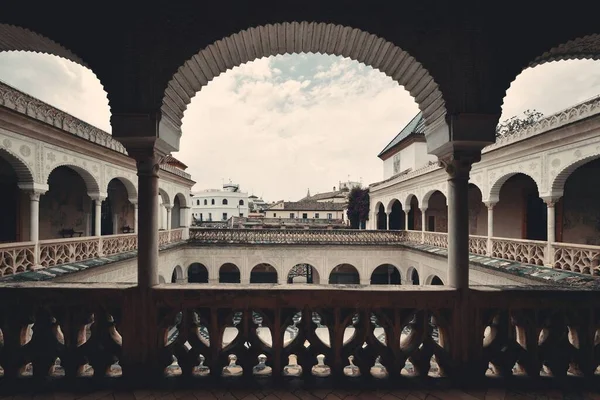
[[0, 241, 35, 276], [0, 283, 597, 388]]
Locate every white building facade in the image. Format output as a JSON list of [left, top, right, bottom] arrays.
[[190, 183, 249, 223]]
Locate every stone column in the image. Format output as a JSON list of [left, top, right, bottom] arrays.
[[439, 151, 480, 290], [403, 208, 410, 230], [180, 206, 191, 239], [112, 214, 119, 234], [132, 202, 139, 233], [543, 197, 559, 266], [88, 193, 108, 237], [485, 202, 496, 256], [165, 205, 172, 231], [19, 183, 48, 268], [420, 207, 427, 243]]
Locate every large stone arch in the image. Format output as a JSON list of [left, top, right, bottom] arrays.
[[174, 192, 188, 208], [550, 153, 600, 198], [158, 187, 171, 205], [488, 171, 541, 204], [161, 22, 446, 143], [45, 163, 101, 195], [328, 263, 361, 285], [370, 263, 401, 285], [283, 260, 323, 284], [0, 147, 35, 184]]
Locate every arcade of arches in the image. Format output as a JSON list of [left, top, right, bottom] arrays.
[[375, 161, 600, 245]]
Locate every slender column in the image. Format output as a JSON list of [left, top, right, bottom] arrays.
[[439, 151, 480, 290], [112, 214, 119, 234], [420, 207, 427, 243], [93, 198, 103, 236], [180, 206, 191, 239], [165, 205, 172, 230], [132, 202, 139, 233], [403, 208, 410, 230], [485, 202, 496, 256], [28, 189, 45, 267], [543, 197, 559, 266]]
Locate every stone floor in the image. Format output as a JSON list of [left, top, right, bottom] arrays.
[[0, 388, 599, 400]]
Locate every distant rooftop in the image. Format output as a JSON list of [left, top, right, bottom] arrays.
[[378, 112, 425, 159], [268, 200, 345, 212]]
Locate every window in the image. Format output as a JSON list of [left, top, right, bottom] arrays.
[[302, 213, 308, 219], [273, 213, 277, 217], [239, 200, 244, 206], [200, 213, 203, 221], [222, 213, 228, 221], [196, 199, 200, 206], [208, 213, 212, 221], [239, 212, 244, 217], [315, 213, 319, 219], [204, 199, 207, 205], [327, 213, 332, 219], [211, 199, 215, 205], [290, 213, 295, 219], [223, 199, 228, 205]]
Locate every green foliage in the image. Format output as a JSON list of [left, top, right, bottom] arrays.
[[496, 109, 543, 138], [346, 187, 370, 229]]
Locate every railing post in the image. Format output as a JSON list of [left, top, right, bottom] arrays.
[[484, 202, 496, 256]]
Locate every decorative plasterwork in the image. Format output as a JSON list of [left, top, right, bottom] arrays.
[[531, 34, 600, 67], [163, 22, 446, 137], [0, 82, 126, 154], [0, 129, 37, 182], [486, 157, 542, 202]]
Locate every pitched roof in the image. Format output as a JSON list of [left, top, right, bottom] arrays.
[[306, 190, 346, 201], [378, 112, 425, 159], [268, 200, 345, 211], [162, 154, 188, 170]]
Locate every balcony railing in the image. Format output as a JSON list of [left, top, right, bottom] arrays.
[[0, 229, 186, 277], [0, 283, 597, 388]]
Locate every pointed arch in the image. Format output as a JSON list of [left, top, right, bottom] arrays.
[[488, 171, 541, 204]]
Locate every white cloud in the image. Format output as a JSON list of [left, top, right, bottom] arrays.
[[1, 52, 600, 201]]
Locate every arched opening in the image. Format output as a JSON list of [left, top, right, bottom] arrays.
[[494, 174, 545, 240], [408, 195, 421, 230], [287, 263, 319, 284], [171, 265, 184, 283], [158, 189, 170, 230], [250, 263, 278, 283], [188, 263, 209, 283], [558, 158, 600, 245], [102, 178, 134, 235], [328, 263, 360, 285], [41, 166, 94, 239], [158, 275, 166, 284], [424, 191, 447, 232], [0, 151, 28, 243], [388, 200, 404, 230], [376, 203, 387, 230], [408, 268, 420, 285], [172, 194, 183, 228], [468, 184, 487, 236], [219, 263, 240, 283], [370, 264, 401, 285], [430, 275, 444, 285], [222, 199, 228, 205], [239, 200, 244, 206]]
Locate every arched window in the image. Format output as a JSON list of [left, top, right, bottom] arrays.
[[223, 199, 228, 205], [196, 199, 200, 205], [204, 199, 207, 205], [211, 199, 215, 205], [239, 200, 244, 206]]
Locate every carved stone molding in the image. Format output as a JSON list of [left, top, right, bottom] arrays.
[[437, 151, 481, 180]]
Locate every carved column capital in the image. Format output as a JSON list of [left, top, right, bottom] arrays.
[[127, 146, 169, 179], [18, 183, 49, 201], [484, 201, 497, 210], [542, 196, 560, 207], [164, 204, 173, 211], [437, 150, 481, 180], [88, 192, 108, 202]]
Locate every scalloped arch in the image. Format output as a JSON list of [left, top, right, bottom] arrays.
[[0, 147, 34, 183], [403, 193, 419, 208], [162, 22, 446, 137], [550, 153, 600, 196], [421, 189, 447, 208], [386, 198, 402, 214], [108, 176, 138, 200], [488, 171, 541, 203], [46, 163, 100, 194], [0, 24, 112, 113], [531, 34, 600, 67]]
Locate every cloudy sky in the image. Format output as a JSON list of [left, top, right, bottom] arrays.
[[1, 52, 600, 201]]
